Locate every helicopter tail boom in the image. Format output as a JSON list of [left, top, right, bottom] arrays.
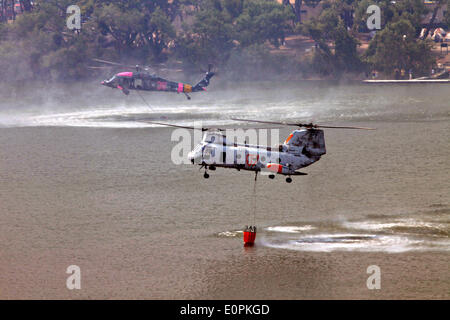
[[192, 65, 215, 92]]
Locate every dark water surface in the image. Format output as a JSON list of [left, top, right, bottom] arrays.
[[0, 82, 449, 299]]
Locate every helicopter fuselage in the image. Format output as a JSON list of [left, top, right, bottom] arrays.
[[101, 70, 214, 98], [187, 129, 326, 182]]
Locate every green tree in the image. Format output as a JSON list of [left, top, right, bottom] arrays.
[[396, 0, 428, 35], [142, 7, 176, 61], [235, 0, 293, 47], [186, 1, 234, 64], [301, 1, 362, 75], [282, 0, 321, 23], [95, 4, 144, 55], [175, 0, 292, 69], [446, 1, 450, 28], [354, 0, 427, 33], [0, 0, 85, 80], [365, 19, 435, 77]]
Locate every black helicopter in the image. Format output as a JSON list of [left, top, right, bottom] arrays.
[[92, 59, 215, 100]]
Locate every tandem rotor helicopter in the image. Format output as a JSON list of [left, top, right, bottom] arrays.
[[145, 118, 375, 183], [91, 58, 215, 99]]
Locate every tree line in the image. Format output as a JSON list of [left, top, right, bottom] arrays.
[[0, 0, 447, 83]]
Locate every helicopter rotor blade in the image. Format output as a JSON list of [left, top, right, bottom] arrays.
[[138, 120, 229, 132], [91, 58, 131, 68], [231, 118, 375, 130], [139, 120, 206, 131], [93, 58, 183, 73], [311, 124, 376, 130], [231, 118, 292, 126], [92, 58, 151, 71], [86, 66, 112, 69]]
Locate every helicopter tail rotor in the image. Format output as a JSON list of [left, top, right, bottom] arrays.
[[193, 64, 215, 92]]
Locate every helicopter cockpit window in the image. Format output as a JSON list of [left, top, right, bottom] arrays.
[[203, 133, 221, 143], [203, 147, 215, 159]]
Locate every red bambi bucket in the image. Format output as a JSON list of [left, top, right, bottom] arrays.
[[243, 226, 257, 246]]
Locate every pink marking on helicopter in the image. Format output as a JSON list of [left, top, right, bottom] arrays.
[[177, 82, 183, 93], [117, 72, 133, 77], [157, 81, 167, 91]]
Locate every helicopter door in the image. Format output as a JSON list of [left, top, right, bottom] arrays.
[[121, 78, 131, 89], [143, 78, 152, 90], [134, 78, 143, 89], [222, 150, 226, 164]]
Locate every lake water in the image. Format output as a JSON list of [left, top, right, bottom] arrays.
[[0, 81, 449, 299]]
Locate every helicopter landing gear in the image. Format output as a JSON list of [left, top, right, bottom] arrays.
[[268, 174, 275, 179], [201, 164, 210, 178], [286, 177, 292, 183], [200, 164, 210, 178], [209, 166, 216, 171], [184, 93, 191, 100]]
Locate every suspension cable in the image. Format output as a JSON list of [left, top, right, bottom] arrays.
[[252, 171, 258, 226], [136, 90, 154, 112]]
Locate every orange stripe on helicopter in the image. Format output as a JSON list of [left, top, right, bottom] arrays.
[[184, 84, 192, 93], [266, 163, 282, 173], [284, 133, 294, 144]]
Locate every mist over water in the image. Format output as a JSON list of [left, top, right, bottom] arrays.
[[0, 81, 449, 299], [1, 81, 448, 128]]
